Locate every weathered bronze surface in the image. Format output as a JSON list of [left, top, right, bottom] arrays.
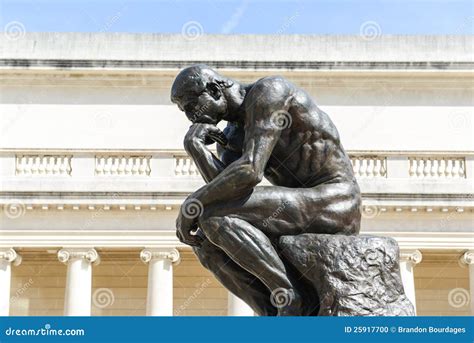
[[171, 65, 412, 316]]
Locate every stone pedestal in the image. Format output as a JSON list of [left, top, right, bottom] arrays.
[[279, 234, 415, 316]]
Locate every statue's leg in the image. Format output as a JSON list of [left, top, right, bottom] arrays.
[[193, 239, 277, 316], [197, 181, 360, 316], [200, 181, 361, 237], [198, 215, 304, 316]]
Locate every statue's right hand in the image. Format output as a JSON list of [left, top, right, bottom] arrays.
[[176, 205, 204, 247], [184, 124, 228, 150]]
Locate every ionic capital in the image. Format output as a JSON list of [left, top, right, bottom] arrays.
[[57, 248, 100, 265], [140, 248, 180, 265], [0, 248, 22, 266], [400, 249, 423, 265], [460, 250, 474, 266]]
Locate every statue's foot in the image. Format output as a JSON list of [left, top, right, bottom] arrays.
[[275, 288, 304, 316]]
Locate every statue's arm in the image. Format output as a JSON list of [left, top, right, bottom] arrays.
[[185, 140, 225, 183], [184, 124, 241, 183], [187, 79, 289, 207]]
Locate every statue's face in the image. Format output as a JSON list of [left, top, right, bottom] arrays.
[[174, 89, 227, 125]]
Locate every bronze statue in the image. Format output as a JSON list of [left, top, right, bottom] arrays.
[[171, 65, 362, 316]]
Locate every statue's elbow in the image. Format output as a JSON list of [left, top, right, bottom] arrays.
[[237, 164, 263, 189]]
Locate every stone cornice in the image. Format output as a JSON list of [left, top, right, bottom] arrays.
[[1, 59, 473, 72], [1, 230, 473, 250], [1, 196, 472, 213]]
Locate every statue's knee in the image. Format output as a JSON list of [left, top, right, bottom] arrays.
[[199, 215, 230, 245], [193, 243, 214, 270]]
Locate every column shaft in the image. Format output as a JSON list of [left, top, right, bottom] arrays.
[[460, 251, 474, 314], [58, 248, 99, 316], [64, 258, 93, 316], [399, 249, 422, 314], [0, 249, 21, 316], [0, 259, 13, 316], [141, 248, 180, 316], [147, 258, 173, 316]]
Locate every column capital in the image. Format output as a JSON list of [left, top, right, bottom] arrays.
[[400, 249, 422, 265], [460, 250, 474, 265], [58, 248, 100, 265], [0, 248, 22, 266], [140, 248, 180, 265]]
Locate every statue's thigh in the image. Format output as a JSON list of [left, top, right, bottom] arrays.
[[199, 182, 360, 236]]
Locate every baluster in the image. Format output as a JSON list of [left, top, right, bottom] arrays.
[[96, 157, 104, 175], [423, 158, 431, 178], [366, 159, 374, 177], [359, 158, 367, 178], [104, 157, 112, 175], [125, 157, 133, 175], [115, 157, 123, 175], [438, 159, 445, 178], [16, 156, 23, 174], [37, 156, 45, 174], [445, 159, 453, 178], [458, 159, 465, 178], [52, 156, 60, 174], [111, 157, 119, 175], [353, 158, 360, 177], [27, 156, 34, 174], [416, 158, 424, 178], [409, 158, 415, 177], [58, 157, 66, 175], [452, 159, 460, 178], [373, 159, 381, 177], [131, 157, 139, 175], [431, 159, 438, 178], [139, 157, 147, 175], [380, 158, 387, 177], [176, 158, 184, 176], [183, 158, 191, 176], [189, 160, 198, 176], [145, 157, 151, 176], [64, 156, 71, 175]]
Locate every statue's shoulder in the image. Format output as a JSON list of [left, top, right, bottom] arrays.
[[247, 76, 293, 106], [250, 75, 292, 92]]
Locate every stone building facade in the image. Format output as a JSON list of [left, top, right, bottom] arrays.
[[0, 33, 472, 316]]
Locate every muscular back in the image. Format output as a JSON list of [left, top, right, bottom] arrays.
[[218, 76, 356, 188]]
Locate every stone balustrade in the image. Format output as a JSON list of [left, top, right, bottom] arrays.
[[15, 155, 72, 176], [2, 150, 471, 188], [408, 157, 466, 179]]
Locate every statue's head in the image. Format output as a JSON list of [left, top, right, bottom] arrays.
[[171, 65, 234, 125]]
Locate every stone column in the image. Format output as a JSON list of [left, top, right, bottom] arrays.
[[227, 292, 254, 316], [460, 250, 474, 314], [400, 249, 422, 314], [0, 248, 22, 316], [140, 248, 180, 316], [58, 248, 99, 316]]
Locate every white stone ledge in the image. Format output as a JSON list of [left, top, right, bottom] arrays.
[[0, 229, 472, 251], [2, 33, 472, 63], [0, 177, 472, 196]]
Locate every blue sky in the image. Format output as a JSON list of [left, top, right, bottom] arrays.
[[1, 0, 473, 34]]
